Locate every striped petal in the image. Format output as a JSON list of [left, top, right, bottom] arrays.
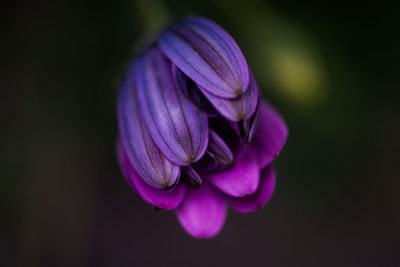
[[199, 71, 259, 122], [136, 47, 209, 166], [172, 65, 217, 116], [117, 65, 180, 189], [158, 16, 249, 98]]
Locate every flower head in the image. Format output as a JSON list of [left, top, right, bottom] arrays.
[[117, 16, 288, 238]]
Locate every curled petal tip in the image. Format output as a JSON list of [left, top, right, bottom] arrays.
[[207, 130, 233, 170], [240, 102, 261, 145], [182, 166, 203, 188]]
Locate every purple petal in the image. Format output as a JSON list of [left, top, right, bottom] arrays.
[[243, 99, 261, 144], [206, 147, 260, 197], [117, 65, 180, 189], [251, 102, 288, 168], [228, 165, 276, 213], [158, 16, 249, 98], [136, 47, 209, 166], [228, 98, 261, 146], [172, 65, 217, 116], [117, 141, 186, 210], [176, 184, 227, 238], [199, 71, 259, 122], [207, 130, 233, 169], [191, 151, 218, 173], [181, 166, 202, 187], [208, 116, 242, 152], [191, 129, 233, 173]]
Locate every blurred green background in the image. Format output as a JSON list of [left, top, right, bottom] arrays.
[[2, 0, 400, 266]]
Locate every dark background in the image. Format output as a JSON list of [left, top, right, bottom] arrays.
[[2, 0, 400, 266]]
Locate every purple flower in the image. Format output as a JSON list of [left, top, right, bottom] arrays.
[[117, 16, 288, 238]]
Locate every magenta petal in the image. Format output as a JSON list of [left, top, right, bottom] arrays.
[[176, 184, 227, 238], [252, 102, 288, 168], [228, 165, 276, 213], [117, 142, 186, 210], [206, 148, 260, 197]]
